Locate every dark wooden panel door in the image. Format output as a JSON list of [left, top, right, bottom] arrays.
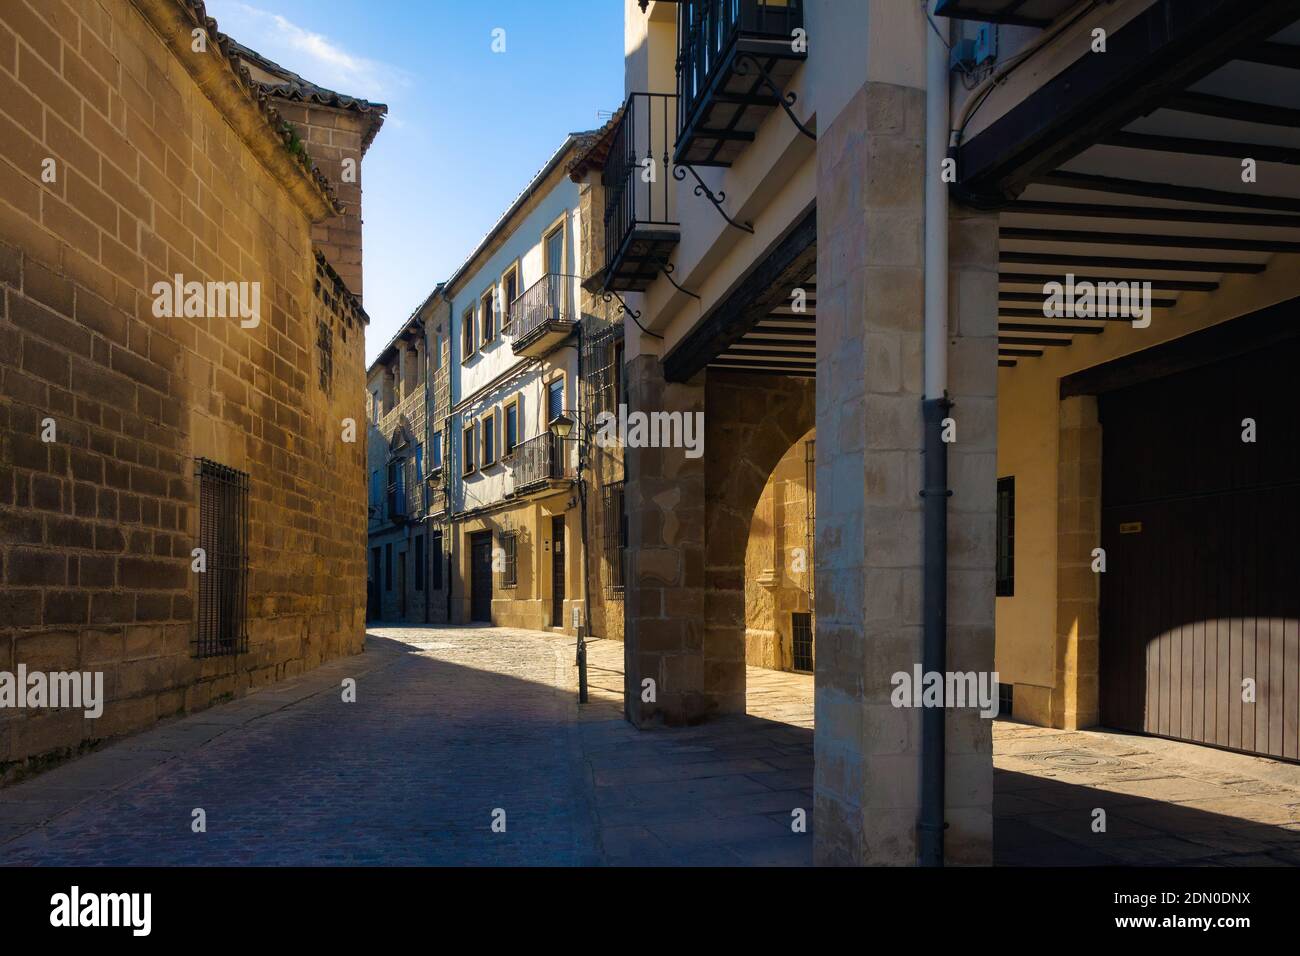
[[470, 532, 493, 623], [551, 516, 565, 628], [1099, 338, 1300, 760]]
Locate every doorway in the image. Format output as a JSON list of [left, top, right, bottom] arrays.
[[470, 532, 493, 623], [551, 516, 566, 627]]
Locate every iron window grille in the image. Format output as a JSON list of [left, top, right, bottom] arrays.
[[996, 476, 1015, 596], [791, 611, 814, 673], [194, 458, 249, 658], [317, 319, 333, 393], [602, 480, 627, 595], [501, 531, 518, 588], [998, 682, 1014, 719]]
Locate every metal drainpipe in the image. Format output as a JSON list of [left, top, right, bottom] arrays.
[[919, 6, 951, 868]]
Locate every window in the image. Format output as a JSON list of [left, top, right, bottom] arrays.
[[482, 413, 497, 467], [370, 469, 381, 510], [602, 480, 626, 595], [463, 424, 476, 475], [317, 320, 333, 393], [996, 476, 1015, 597], [610, 341, 624, 414], [501, 531, 518, 588], [481, 288, 496, 346], [431, 530, 443, 590], [414, 444, 425, 509], [385, 542, 393, 591], [388, 458, 405, 517], [371, 391, 380, 424], [547, 377, 564, 424], [461, 307, 475, 361], [544, 223, 564, 274], [195, 458, 249, 657], [502, 265, 519, 332], [432, 430, 443, 470], [504, 400, 519, 456], [415, 534, 424, 591], [791, 612, 814, 673], [998, 682, 1013, 718]]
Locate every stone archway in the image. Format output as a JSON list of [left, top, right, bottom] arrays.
[[704, 371, 816, 715]]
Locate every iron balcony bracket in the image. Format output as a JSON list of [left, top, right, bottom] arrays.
[[652, 253, 702, 301], [733, 53, 817, 142], [601, 290, 665, 340], [673, 163, 755, 235]]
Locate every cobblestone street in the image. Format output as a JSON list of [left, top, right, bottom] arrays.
[[5, 624, 1300, 866], [0, 626, 814, 866]]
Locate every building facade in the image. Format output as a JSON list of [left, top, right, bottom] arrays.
[[366, 133, 627, 639], [562, 0, 1300, 868], [0, 0, 382, 780]]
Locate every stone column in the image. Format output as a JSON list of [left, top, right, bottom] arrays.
[[622, 354, 708, 725], [1053, 395, 1102, 730], [813, 78, 997, 865]]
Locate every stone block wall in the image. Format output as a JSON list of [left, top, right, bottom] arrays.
[[1053, 394, 1102, 730], [272, 102, 370, 300], [813, 79, 997, 865], [744, 426, 816, 671], [0, 0, 366, 779]]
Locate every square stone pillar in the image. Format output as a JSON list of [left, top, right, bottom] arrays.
[[1053, 395, 1102, 730], [622, 354, 708, 725], [813, 79, 998, 865]]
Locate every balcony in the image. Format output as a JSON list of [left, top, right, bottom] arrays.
[[508, 432, 569, 495], [675, 0, 807, 167], [509, 274, 578, 357], [601, 91, 680, 292]]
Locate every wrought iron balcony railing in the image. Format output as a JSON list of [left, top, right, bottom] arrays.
[[675, 0, 808, 166], [509, 273, 578, 356], [509, 432, 566, 492], [601, 91, 680, 293]]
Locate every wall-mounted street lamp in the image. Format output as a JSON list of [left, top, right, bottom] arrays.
[[548, 409, 590, 704]]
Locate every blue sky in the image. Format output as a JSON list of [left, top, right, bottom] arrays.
[[204, 0, 625, 364]]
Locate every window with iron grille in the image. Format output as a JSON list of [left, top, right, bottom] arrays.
[[791, 611, 813, 673], [194, 458, 249, 658], [602, 480, 626, 595], [501, 531, 518, 588], [430, 530, 443, 590], [996, 476, 1015, 597], [317, 320, 333, 393], [415, 534, 424, 591]]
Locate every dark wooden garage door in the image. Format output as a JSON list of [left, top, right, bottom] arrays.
[[1099, 337, 1300, 760]]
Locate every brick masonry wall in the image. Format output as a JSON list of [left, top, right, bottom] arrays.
[[0, 0, 366, 779]]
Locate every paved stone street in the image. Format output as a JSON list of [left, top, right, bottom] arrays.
[[3, 624, 1300, 866], [0, 626, 814, 866]]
